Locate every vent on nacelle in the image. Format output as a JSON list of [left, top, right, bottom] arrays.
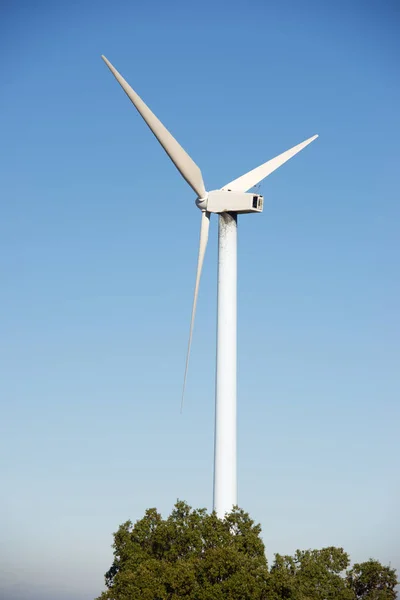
[[252, 195, 263, 210]]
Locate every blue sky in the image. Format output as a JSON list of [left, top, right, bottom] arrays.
[[0, 0, 399, 598]]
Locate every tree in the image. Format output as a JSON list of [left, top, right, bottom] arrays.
[[347, 559, 398, 600], [268, 546, 355, 599], [97, 501, 270, 600], [96, 501, 398, 600]]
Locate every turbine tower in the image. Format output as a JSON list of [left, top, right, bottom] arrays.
[[101, 55, 318, 518]]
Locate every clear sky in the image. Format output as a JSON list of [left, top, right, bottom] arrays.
[[0, 1, 399, 599]]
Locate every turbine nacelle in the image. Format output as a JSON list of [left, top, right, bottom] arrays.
[[196, 191, 263, 214]]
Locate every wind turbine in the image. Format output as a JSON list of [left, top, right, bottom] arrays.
[[101, 55, 318, 518]]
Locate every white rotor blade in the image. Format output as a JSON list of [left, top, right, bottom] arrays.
[[181, 210, 210, 412], [101, 55, 206, 199], [222, 134, 318, 192]]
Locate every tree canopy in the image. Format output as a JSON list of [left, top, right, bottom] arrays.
[[97, 501, 397, 600]]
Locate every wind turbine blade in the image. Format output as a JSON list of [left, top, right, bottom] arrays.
[[101, 55, 206, 199], [181, 210, 210, 412], [222, 134, 318, 192]]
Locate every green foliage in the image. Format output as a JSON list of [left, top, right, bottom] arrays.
[[346, 559, 398, 599], [268, 547, 354, 599], [97, 501, 269, 600], [96, 501, 398, 600]]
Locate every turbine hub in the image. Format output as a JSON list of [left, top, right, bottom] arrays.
[[195, 194, 208, 211]]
